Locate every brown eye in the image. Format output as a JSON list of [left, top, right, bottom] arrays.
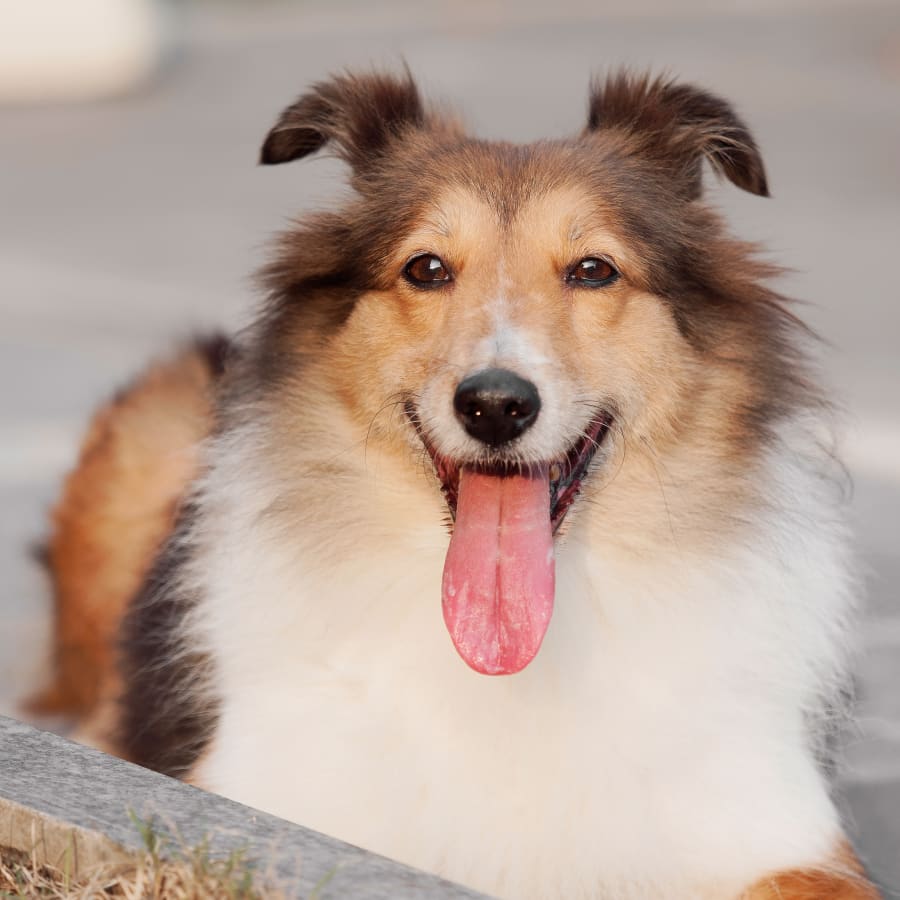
[[403, 254, 452, 289], [566, 257, 619, 288]]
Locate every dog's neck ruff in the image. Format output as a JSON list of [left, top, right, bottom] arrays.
[[187, 412, 855, 900]]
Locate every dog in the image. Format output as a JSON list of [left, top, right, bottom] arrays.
[[34, 70, 881, 899]]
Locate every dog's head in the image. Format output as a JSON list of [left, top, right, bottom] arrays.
[[256, 70, 807, 675]]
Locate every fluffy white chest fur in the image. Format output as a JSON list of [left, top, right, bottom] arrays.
[[189, 423, 854, 900]]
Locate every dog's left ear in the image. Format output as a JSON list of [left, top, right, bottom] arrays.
[[260, 70, 425, 173], [586, 72, 769, 199]]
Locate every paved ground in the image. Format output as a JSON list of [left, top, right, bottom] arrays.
[[2, 0, 898, 892]]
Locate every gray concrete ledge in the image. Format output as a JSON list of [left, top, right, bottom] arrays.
[[0, 716, 489, 898]]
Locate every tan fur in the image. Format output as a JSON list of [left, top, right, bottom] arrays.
[[743, 843, 881, 899], [27, 346, 217, 717], [323, 184, 756, 556]]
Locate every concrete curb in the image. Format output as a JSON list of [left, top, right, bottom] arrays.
[[0, 716, 489, 898]]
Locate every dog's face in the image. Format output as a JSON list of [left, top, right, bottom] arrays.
[[333, 168, 702, 537], [258, 72, 802, 675]]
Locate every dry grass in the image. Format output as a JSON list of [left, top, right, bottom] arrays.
[[0, 848, 267, 898], [0, 816, 289, 899]]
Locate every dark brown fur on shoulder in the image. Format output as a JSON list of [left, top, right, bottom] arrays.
[[116, 500, 219, 777]]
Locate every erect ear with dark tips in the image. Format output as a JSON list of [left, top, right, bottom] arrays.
[[587, 71, 769, 199], [260, 70, 425, 172]]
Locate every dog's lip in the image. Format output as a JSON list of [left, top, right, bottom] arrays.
[[405, 401, 612, 534]]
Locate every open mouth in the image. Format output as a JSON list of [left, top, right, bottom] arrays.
[[405, 399, 613, 678], [406, 401, 613, 534]]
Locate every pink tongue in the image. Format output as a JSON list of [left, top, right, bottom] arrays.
[[441, 467, 555, 675]]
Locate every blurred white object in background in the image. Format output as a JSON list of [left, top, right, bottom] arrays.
[[0, 0, 169, 103]]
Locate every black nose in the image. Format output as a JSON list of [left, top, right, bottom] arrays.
[[453, 368, 541, 447]]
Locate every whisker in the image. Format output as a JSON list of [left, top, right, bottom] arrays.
[[584, 419, 627, 497], [363, 391, 410, 469], [634, 431, 681, 552]]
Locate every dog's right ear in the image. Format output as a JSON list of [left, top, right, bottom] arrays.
[[260, 71, 425, 173]]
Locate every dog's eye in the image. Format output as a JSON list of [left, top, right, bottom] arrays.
[[566, 257, 619, 288], [404, 254, 452, 289]]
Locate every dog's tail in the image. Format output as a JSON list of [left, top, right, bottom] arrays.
[[26, 336, 230, 721]]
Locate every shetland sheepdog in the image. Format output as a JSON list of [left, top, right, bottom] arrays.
[[34, 71, 881, 899]]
